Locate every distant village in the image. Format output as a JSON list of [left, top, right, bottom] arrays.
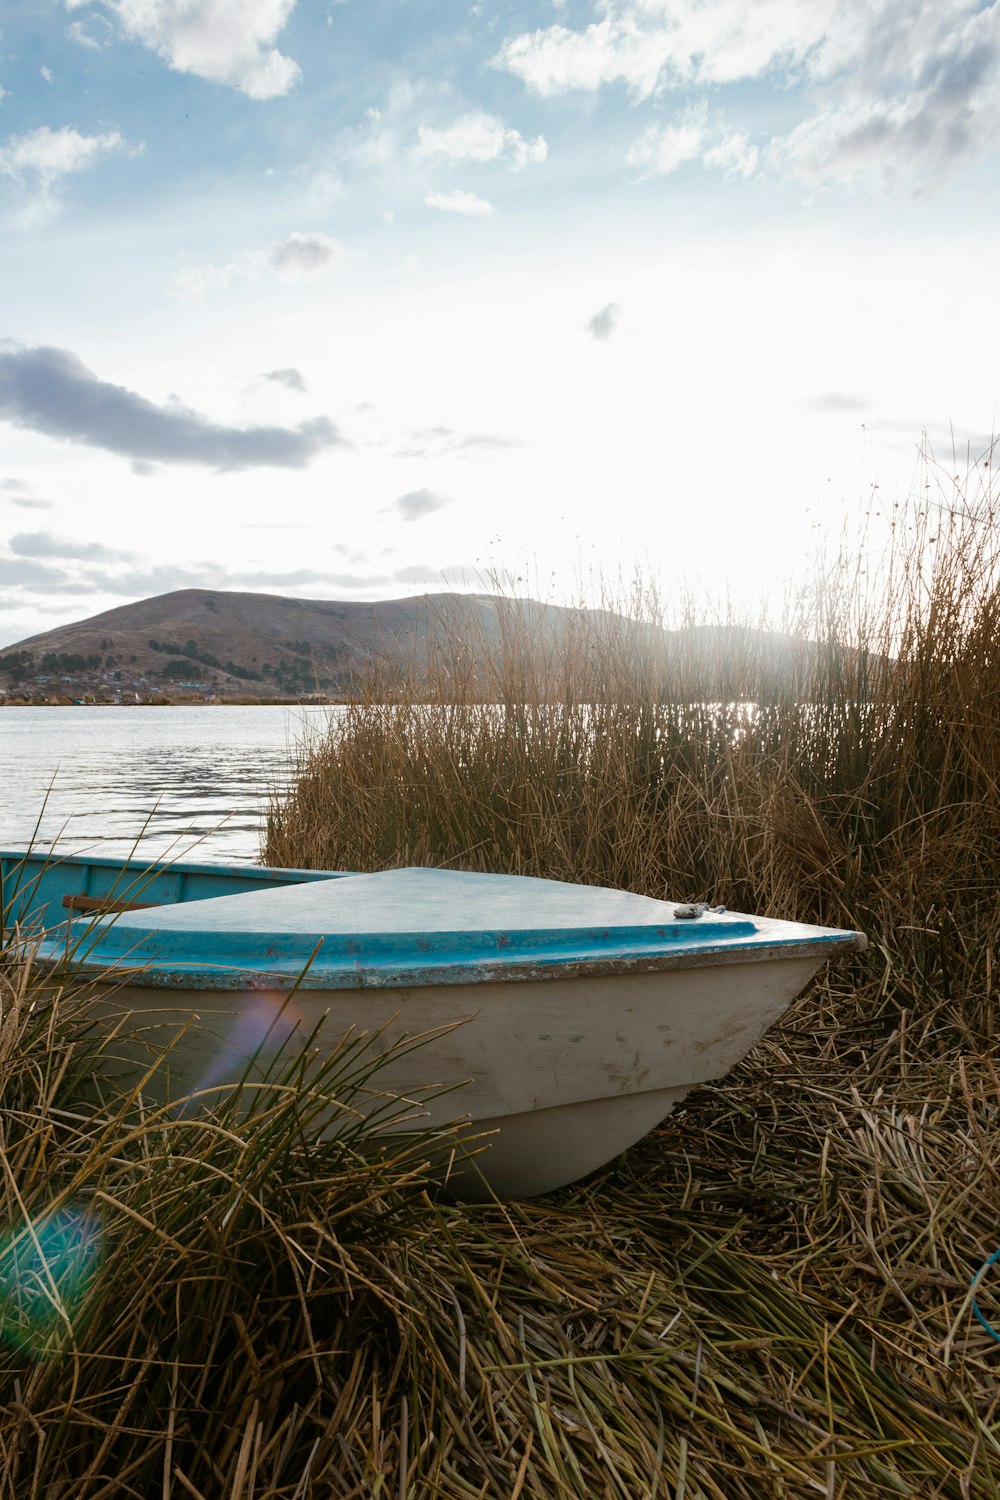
[[0, 637, 338, 705], [0, 588, 475, 708]]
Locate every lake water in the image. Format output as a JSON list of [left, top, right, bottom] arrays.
[[0, 705, 337, 864]]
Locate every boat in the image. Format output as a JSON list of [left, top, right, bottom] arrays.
[[1, 849, 867, 1199]]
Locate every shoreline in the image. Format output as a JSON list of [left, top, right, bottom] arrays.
[[0, 696, 340, 708]]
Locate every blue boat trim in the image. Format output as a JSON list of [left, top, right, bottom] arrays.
[[1, 847, 350, 934], [25, 863, 868, 990]]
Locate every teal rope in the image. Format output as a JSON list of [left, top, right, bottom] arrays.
[[972, 1247, 1000, 1342]]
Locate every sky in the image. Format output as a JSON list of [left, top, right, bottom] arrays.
[[1, 0, 999, 647]]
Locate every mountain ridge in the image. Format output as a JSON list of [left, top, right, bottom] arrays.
[[0, 589, 508, 701], [0, 587, 854, 703]]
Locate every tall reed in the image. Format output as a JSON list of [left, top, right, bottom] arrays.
[[0, 931, 493, 1498], [267, 452, 1000, 1495], [265, 461, 1000, 977], [4, 453, 1000, 1497]]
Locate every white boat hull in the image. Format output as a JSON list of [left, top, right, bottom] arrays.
[[9, 855, 865, 1199], [88, 952, 821, 1199]]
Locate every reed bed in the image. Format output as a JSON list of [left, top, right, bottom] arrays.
[[4, 459, 1000, 1496]]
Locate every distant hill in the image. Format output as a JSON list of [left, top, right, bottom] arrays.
[[0, 588, 870, 704], [0, 589, 510, 701]]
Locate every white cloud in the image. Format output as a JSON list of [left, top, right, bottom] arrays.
[[68, 20, 100, 47], [169, 231, 344, 299], [703, 131, 759, 179], [416, 112, 547, 171], [587, 302, 622, 340], [495, 0, 1000, 190], [302, 170, 344, 213], [168, 254, 259, 300], [778, 5, 1000, 188], [497, 19, 646, 98], [263, 366, 306, 393], [65, 0, 301, 99], [627, 103, 706, 178], [268, 229, 344, 278], [332, 79, 538, 203], [1, 479, 53, 511], [425, 189, 497, 216], [67, 12, 117, 47], [0, 341, 343, 469], [327, 88, 407, 176], [11, 530, 135, 562], [394, 425, 527, 459], [0, 125, 126, 185], [389, 488, 455, 521], [494, 1, 827, 100]]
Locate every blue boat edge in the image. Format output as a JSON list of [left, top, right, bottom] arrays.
[[0, 846, 353, 936], [3, 849, 869, 991]]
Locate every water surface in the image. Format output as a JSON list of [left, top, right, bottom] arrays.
[[0, 705, 334, 863]]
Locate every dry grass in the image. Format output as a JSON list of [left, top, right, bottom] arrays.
[[4, 454, 1000, 1497]]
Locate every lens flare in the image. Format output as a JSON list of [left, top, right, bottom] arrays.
[[185, 986, 305, 1105], [0, 1204, 103, 1355]]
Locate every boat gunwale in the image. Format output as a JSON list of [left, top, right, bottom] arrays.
[[8, 848, 868, 991], [33, 928, 867, 991]]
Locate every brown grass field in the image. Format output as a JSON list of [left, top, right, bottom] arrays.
[[3, 460, 1000, 1497]]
